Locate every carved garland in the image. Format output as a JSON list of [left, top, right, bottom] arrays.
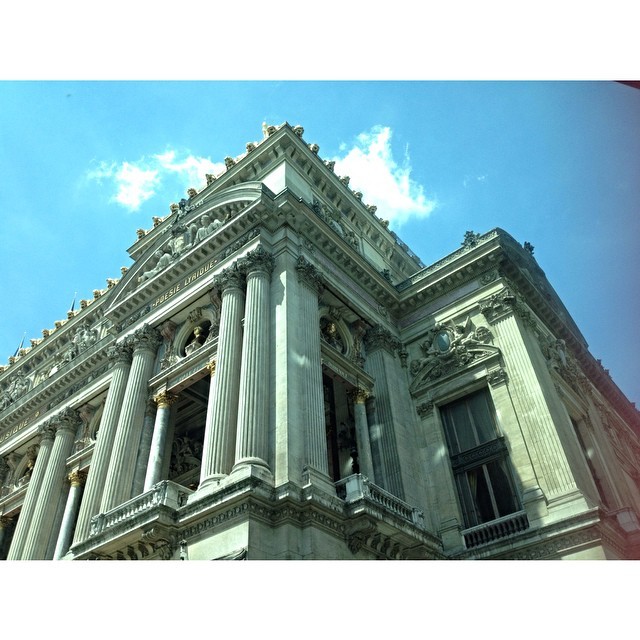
[[409, 318, 499, 391]]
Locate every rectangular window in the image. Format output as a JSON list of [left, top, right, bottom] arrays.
[[441, 389, 521, 528]]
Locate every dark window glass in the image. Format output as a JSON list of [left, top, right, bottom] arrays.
[[441, 389, 521, 528]]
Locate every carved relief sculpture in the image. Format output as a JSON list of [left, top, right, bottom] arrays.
[[410, 318, 498, 386]]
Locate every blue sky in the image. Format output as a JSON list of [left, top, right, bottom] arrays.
[[1, 81, 638, 406]]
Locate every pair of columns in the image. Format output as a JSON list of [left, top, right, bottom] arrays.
[[141, 245, 275, 492], [7, 408, 82, 560], [72, 324, 162, 545], [199, 247, 273, 487]]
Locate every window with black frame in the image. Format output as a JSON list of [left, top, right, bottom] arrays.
[[440, 388, 521, 528]]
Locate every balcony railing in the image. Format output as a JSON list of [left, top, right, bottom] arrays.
[[336, 474, 424, 527], [462, 510, 529, 549], [89, 480, 191, 537]]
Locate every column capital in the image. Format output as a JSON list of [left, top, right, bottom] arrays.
[[364, 325, 400, 355], [206, 360, 217, 377], [131, 324, 162, 353], [107, 340, 134, 365], [0, 515, 13, 528], [214, 264, 245, 293], [68, 469, 88, 487], [50, 407, 83, 435], [296, 256, 324, 294], [348, 388, 371, 405], [241, 246, 274, 276], [153, 390, 180, 408], [37, 421, 56, 442]]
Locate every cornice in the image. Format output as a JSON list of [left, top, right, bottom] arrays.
[[0, 336, 113, 441]]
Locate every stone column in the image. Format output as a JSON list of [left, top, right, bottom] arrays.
[[199, 267, 245, 488], [21, 408, 81, 560], [131, 395, 159, 496], [100, 324, 162, 512], [53, 470, 87, 560], [6, 426, 55, 560], [72, 341, 133, 544], [232, 247, 274, 474], [349, 388, 375, 482], [0, 516, 14, 560], [296, 257, 329, 476], [144, 390, 180, 491]]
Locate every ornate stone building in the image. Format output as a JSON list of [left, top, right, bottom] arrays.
[[1, 122, 639, 560]]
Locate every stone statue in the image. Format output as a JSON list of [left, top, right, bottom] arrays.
[[185, 326, 207, 356], [138, 250, 173, 283], [321, 319, 344, 352], [195, 214, 222, 243]]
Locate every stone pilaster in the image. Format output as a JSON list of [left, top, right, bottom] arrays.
[[296, 256, 329, 476], [22, 408, 81, 560], [348, 388, 375, 482], [363, 325, 405, 498], [53, 470, 87, 560], [199, 266, 245, 487], [144, 390, 180, 491], [72, 340, 133, 544], [232, 247, 274, 473], [480, 293, 586, 510], [6, 424, 56, 560], [100, 325, 162, 512]]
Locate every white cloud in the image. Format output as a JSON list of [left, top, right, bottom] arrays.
[[154, 151, 224, 187], [332, 126, 436, 227], [112, 162, 160, 211], [87, 150, 225, 212]]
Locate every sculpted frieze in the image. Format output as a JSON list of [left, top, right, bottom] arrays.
[[0, 371, 31, 412]]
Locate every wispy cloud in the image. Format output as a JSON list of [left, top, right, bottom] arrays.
[[332, 126, 436, 227], [86, 150, 224, 212], [463, 174, 487, 188]]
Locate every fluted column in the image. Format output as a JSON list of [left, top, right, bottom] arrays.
[[233, 247, 274, 473], [349, 388, 375, 482], [72, 341, 133, 544], [7, 425, 55, 560], [131, 395, 159, 496], [100, 324, 162, 512], [53, 470, 87, 559], [296, 257, 329, 475], [22, 407, 81, 560], [200, 267, 245, 487], [144, 391, 180, 491]]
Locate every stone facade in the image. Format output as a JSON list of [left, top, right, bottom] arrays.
[[1, 122, 639, 560]]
